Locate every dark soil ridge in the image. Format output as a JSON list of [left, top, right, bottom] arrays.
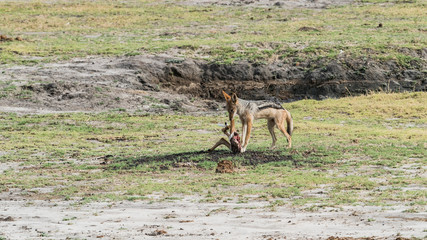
[[139, 49, 426, 101], [0, 49, 425, 113]]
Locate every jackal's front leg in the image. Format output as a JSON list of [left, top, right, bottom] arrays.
[[241, 119, 253, 152]]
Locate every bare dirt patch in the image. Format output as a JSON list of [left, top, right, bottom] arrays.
[[0, 198, 425, 239], [0, 56, 221, 115]]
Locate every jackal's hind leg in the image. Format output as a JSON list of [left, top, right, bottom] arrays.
[[208, 138, 231, 152], [267, 119, 277, 149], [241, 123, 247, 147], [277, 123, 292, 148]]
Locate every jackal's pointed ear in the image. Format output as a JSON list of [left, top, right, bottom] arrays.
[[231, 93, 238, 103], [222, 90, 231, 101]]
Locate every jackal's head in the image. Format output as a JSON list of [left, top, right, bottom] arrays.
[[222, 90, 238, 121]]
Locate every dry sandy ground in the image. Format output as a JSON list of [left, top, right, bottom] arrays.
[[1, 196, 425, 239]]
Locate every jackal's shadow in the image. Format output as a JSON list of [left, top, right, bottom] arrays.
[[108, 150, 294, 170]]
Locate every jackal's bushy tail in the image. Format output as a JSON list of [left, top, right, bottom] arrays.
[[286, 110, 293, 136]]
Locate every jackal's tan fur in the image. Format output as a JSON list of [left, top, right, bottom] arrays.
[[222, 91, 293, 152]]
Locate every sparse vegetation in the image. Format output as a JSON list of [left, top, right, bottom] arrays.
[[0, 92, 425, 207], [0, 0, 425, 64]]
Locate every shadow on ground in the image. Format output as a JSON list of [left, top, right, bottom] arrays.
[[107, 150, 295, 170]]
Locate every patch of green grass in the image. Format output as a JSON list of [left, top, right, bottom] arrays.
[[0, 0, 425, 64], [266, 199, 286, 211], [62, 216, 77, 221], [0, 92, 425, 207], [198, 160, 218, 170], [206, 207, 227, 216], [0, 81, 18, 98]]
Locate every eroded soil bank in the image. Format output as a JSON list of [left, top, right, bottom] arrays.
[[0, 51, 425, 114]]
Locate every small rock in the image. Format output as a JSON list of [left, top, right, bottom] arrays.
[[0, 216, 14, 221], [146, 229, 167, 236]]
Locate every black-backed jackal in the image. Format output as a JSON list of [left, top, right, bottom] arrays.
[[222, 91, 293, 152]]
